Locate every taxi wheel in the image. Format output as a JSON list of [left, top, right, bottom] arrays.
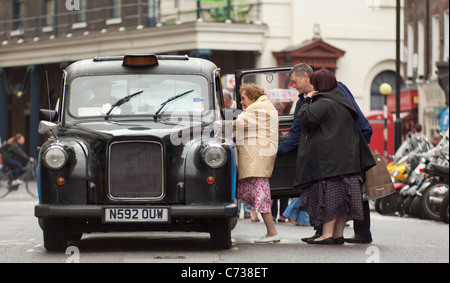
[[42, 218, 68, 251], [209, 218, 232, 249]]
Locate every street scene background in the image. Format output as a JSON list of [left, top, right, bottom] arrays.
[[0, 0, 449, 265]]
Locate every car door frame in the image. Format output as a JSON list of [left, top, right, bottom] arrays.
[[234, 66, 301, 198]]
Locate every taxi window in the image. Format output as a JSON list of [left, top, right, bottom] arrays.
[[68, 74, 209, 118], [239, 71, 299, 116]]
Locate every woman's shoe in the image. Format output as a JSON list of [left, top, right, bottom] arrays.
[[306, 237, 335, 245], [301, 234, 320, 242], [254, 234, 281, 243]]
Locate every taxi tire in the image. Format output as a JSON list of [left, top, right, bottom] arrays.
[[209, 218, 232, 249], [42, 218, 68, 251]]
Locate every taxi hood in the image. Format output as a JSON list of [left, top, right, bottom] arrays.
[[63, 118, 215, 142]]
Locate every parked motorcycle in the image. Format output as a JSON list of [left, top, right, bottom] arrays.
[[419, 162, 449, 221], [387, 159, 408, 183], [397, 158, 427, 217], [374, 156, 407, 215], [439, 190, 449, 223], [376, 131, 438, 216], [417, 130, 449, 221]]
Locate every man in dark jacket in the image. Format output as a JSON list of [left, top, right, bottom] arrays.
[[278, 64, 374, 244]]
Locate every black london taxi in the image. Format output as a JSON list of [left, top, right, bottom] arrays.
[[35, 54, 240, 251], [35, 54, 301, 251]]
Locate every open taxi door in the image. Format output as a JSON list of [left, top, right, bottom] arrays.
[[234, 67, 301, 198]]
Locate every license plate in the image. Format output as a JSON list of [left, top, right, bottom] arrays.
[[103, 207, 169, 223]]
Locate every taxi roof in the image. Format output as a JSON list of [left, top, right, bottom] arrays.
[[65, 54, 219, 80]]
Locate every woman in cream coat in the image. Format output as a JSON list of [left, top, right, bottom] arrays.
[[234, 83, 280, 243]]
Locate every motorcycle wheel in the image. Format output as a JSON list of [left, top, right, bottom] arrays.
[[410, 196, 426, 219], [422, 181, 449, 221], [403, 196, 414, 215], [375, 198, 384, 214], [375, 193, 397, 215], [439, 191, 449, 224], [396, 195, 405, 216]]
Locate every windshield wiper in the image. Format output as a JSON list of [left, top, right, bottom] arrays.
[[154, 89, 194, 120], [105, 90, 144, 119]]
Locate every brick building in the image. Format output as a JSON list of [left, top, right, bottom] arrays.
[[403, 0, 449, 137]]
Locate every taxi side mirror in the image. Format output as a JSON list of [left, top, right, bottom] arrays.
[[39, 109, 58, 122], [38, 120, 59, 137]]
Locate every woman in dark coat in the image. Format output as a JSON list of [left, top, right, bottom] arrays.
[[294, 69, 375, 245]]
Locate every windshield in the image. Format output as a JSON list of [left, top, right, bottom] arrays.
[[68, 74, 209, 118]]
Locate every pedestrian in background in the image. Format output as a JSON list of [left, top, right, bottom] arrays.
[[271, 198, 288, 222], [283, 197, 310, 226], [223, 89, 237, 108], [1, 134, 35, 185], [294, 68, 375, 245], [234, 83, 280, 243]]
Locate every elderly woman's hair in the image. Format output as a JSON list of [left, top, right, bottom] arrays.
[[240, 83, 266, 101], [310, 68, 337, 92]]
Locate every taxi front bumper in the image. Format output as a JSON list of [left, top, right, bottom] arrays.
[[35, 203, 238, 219]]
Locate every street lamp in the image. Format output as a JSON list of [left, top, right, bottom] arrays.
[[380, 83, 392, 161]]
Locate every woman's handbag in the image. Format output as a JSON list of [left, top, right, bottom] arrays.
[[363, 153, 395, 200]]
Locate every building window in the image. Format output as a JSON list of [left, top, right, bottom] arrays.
[[76, 0, 88, 22], [431, 14, 440, 78], [406, 23, 414, 80], [371, 71, 397, 111], [444, 10, 449, 62], [44, 0, 55, 27], [13, 0, 24, 30], [417, 20, 425, 80], [111, 0, 122, 18], [147, 0, 160, 27]]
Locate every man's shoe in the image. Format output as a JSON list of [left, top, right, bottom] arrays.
[[344, 235, 372, 244]]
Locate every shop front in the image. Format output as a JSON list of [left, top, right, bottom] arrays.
[[387, 88, 419, 139]]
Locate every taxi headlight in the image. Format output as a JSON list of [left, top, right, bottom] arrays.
[[43, 145, 68, 170], [202, 144, 227, 169]]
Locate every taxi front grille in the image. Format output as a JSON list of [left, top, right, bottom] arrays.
[[109, 141, 164, 200]]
